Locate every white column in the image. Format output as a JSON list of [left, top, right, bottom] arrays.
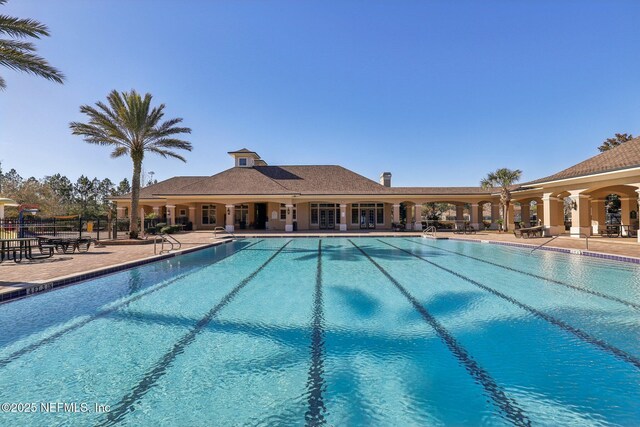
[[188, 206, 196, 230], [406, 204, 414, 229], [339, 204, 347, 231], [520, 203, 531, 227], [542, 193, 563, 236], [455, 204, 464, 221], [469, 203, 480, 230], [536, 201, 544, 225], [393, 204, 400, 225], [0, 205, 5, 220], [225, 204, 235, 232], [117, 206, 126, 219], [166, 205, 176, 226], [568, 191, 591, 237], [414, 204, 423, 231], [620, 198, 633, 237], [590, 199, 605, 235], [285, 204, 294, 232]]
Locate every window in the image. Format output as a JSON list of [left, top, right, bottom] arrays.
[[235, 204, 249, 224], [238, 157, 247, 166], [351, 204, 359, 224], [202, 205, 216, 225], [350, 203, 384, 225], [179, 209, 187, 217], [310, 203, 338, 226], [280, 204, 297, 221]]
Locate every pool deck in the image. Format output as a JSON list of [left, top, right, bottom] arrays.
[[1, 230, 639, 303]]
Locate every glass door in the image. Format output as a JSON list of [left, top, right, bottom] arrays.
[[367, 209, 376, 229], [319, 210, 327, 229], [360, 209, 376, 229], [327, 209, 335, 229]]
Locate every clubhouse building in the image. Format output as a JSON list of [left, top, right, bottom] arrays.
[[112, 140, 640, 242]]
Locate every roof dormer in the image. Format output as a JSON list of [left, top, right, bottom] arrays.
[[227, 148, 265, 167]]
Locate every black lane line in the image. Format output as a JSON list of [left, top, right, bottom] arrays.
[[0, 240, 265, 369], [305, 239, 326, 427], [404, 238, 640, 311], [348, 239, 531, 427], [97, 240, 292, 427], [0, 240, 265, 370], [379, 239, 640, 371]]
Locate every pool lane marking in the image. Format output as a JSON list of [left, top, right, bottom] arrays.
[[305, 239, 326, 427], [348, 239, 532, 427], [379, 239, 640, 371], [403, 238, 640, 311], [0, 240, 265, 369], [97, 240, 292, 427]]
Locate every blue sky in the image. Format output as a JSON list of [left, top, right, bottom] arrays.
[[1, 0, 639, 187]]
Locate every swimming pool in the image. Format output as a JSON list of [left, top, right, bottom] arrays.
[[0, 237, 639, 426]]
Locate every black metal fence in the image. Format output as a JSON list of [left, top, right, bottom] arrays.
[[0, 216, 134, 240]]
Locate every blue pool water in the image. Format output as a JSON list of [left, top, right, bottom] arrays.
[[0, 237, 639, 426]]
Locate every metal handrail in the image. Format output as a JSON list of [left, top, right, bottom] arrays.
[[213, 226, 236, 239], [530, 232, 589, 254], [530, 235, 559, 254], [153, 233, 182, 255], [423, 226, 437, 238]]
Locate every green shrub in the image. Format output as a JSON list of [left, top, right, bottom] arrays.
[[160, 225, 181, 234]]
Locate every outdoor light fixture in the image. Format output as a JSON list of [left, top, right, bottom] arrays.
[[287, 207, 291, 215], [227, 208, 230, 216]]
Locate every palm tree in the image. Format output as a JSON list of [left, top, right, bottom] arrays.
[[70, 90, 192, 238], [480, 168, 522, 231], [0, 0, 64, 89]]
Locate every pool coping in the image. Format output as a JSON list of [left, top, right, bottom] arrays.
[[0, 238, 234, 305], [445, 236, 640, 264]]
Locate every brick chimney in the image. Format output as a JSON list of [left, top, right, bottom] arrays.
[[380, 172, 392, 187]]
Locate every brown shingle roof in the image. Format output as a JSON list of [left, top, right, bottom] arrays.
[[389, 186, 494, 195], [158, 165, 392, 195], [523, 137, 640, 185], [114, 165, 492, 198], [111, 176, 208, 200]]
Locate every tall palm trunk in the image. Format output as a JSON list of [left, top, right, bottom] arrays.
[[503, 201, 510, 232], [130, 159, 142, 238]]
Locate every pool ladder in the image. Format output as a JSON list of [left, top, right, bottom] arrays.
[[422, 226, 437, 238], [213, 226, 236, 240], [154, 233, 182, 255]]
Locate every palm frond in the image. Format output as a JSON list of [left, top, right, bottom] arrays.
[[0, 74, 5, 89], [146, 147, 188, 162], [0, 14, 49, 38], [0, 44, 64, 83], [110, 146, 129, 158]]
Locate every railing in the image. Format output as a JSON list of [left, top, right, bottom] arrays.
[[530, 232, 589, 255], [423, 226, 437, 238], [153, 233, 182, 255], [213, 226, 236, 240]]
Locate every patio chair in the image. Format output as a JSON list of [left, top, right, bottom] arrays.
[[392, 222, 405, 232]]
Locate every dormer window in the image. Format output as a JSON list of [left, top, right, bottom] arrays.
[[228, 149, 265, 167]]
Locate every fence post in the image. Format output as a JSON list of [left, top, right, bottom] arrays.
[[96, 218, 100, 241], [79, 216, 83, 239]]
